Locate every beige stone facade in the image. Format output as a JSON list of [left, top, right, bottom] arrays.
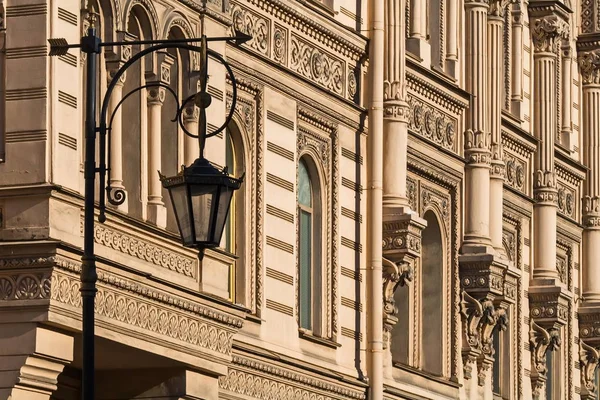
[[0, 0, 599, 399]]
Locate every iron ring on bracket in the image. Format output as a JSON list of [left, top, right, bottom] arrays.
[[177, 49, 238, 140]]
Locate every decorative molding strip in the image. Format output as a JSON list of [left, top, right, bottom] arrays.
[[406, 71, 469, 113], [57, 7, 77, 25], [221, 354, 366, 399], [6, 87, 46, 101], [524, 264, 530, 273], [524, 237, 531, 246], [341, 206, 362, 223], [54, 256, 242, 328], [59, 52, 78, 67], [240, 0, 365, 61], [266, 267, 293, 285], [6, 45, 47, 59], [341, 266, 362, 281], [524, 290, 528, 299], [58, 132, 77, 150], [524, 342, 531, 351], [266, 298, 293, 316], [52, 269, 236, 355], [575, 262, 580, 270], [524, 316, 530, 325], [266, 204, 294, 223], [58, 90, 77, 108], [575, 386, 581, 394], [0, 271, 51, 300], [341, 326, 362, 341], [342, 177, 362, 193], [266, 172, 294, 192], [266, 235, 294, 254], [524, 369, 531, 377], [94, 225, 196, 278], [267, 109, 295, 131], [5, 130, 47, 143], [267, 141, 294, 161], [6, 4, 47, 17], [341, 147, 363, 164], [341, 236, 362, 252], [207, 85, 223, 101], [341, 296, 362, 312]]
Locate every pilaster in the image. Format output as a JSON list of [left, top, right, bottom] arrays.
[[106, 35, 133, 213], [145, 52, 174, 229], [381, 212, 426, 376], [407, 0, 431, 64], [0, 324, 74, 400]]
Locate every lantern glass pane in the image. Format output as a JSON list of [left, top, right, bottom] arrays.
[[190, 184, 218, 243], [169, 185, 193, 246], [213, 186, 234, 245]]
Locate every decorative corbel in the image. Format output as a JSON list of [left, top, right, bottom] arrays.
[[382, 257, 412, 346], [478, 305, 507, 386], [460, 291, 484, 379], [529, 320, 561, 398], [580, 341, 600, 400]]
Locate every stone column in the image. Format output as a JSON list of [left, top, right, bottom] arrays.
[[463, 0, 492, 251], [579, 49, 600, 302], [106, 66, 128, 212], [146, 86, 167, 228], [560, 43, 572, 146], [530, 15, 565, 280], [0, 324, 74, 400], [488, 1, 506, 254], [446, 0, 459, 76], [407, 0, 430, 61], [183, 105, 199, 166], [383, 0, 410, 211], [511, 3, 524, 115]]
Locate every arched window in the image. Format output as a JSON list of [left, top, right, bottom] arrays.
[[224, 128, 236, 254], [421, 210, 444, 376], [298, 157, 322, 334]]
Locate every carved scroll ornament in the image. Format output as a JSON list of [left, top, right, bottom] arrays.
[[578, 50, 600, 85], [580, 341, 600, 400], [531, 15, 569, 53], [529, 320, 561, 397]]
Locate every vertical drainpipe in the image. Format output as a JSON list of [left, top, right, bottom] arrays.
[[367, 0, 384, 399]]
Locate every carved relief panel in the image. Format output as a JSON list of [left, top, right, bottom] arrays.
[[556, 162, 583, 222], [502, 130, 536, 198], [230, 1, 365, 104]]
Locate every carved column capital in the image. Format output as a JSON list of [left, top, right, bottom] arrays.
[[583, 196, 600, 228], [183, 105, 200, 123], [580, 340, 600, 400], [488, 0, 509, 18], [578, 49, 600, 85], [490, 142, 505, 178], [533, 170, 558, 204], [529, 320, 561, 398], [107, 64, 126, 86], [531, 15, 569, 53], [383, 99, 410, 122], [464, 130, 491, 166], [147, 86, 166, 106]]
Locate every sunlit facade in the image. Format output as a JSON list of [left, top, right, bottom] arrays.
[[0, 0, 599, 399]]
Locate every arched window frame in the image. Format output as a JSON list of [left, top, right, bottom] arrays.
[[296, 153, 327, 337]]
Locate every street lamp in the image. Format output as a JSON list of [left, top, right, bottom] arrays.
[[49, 7, 249, 400]]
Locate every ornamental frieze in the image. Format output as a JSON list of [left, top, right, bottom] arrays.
[[93, 224, 196, 278], [291, 35, 345, 96], [557, 184, 575, 219], [505, 154, 525, 192], [407, 95, 457, 152], [0, 271, 51, 300], [231, 1, 364, 103], [219, 354, 366, 400]]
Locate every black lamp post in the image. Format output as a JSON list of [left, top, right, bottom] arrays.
[[49, 8, 249, 400]]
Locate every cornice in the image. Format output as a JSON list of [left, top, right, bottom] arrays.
[[406, 59, 470, 114], [240, 0, 367, 61], [54, 255, 244, 329], [501, 129, 537, 158], [527, 0, 572, 20], [577, 33, 600, 52], [555, 149, 587, 184], [227, 56, 365, 131], [407, 147, 463, 189], [504, 193, 533, 218]]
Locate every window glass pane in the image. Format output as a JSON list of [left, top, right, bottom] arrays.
[[298, 159, 312, 207], [492, 328, 501, 395], [299, 209, 312, 330], [224, 130, 235, 252]]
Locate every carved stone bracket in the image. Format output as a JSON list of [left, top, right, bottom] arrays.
[[460, 291, 507, 384], [529, 319, 561, 398], [580, 340, 600, 400], [528, 283, 570, 326], [459, 253, 506, 301], [381, 212, 426, 340]]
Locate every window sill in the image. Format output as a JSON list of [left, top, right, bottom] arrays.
[[299, 329, 341, 349], [392, 362, 460, 389]]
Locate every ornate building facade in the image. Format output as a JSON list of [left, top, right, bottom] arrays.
[[0, 0, 599, 399]]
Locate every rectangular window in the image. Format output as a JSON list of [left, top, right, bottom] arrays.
[[299, 209, 312, 330]]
